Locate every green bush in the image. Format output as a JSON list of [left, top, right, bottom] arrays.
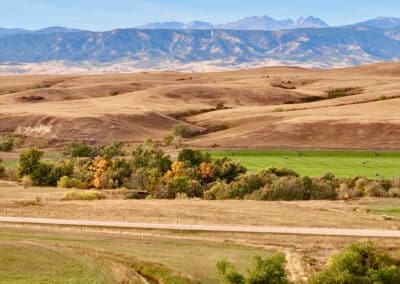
[[18, 148, 43, 177], [128, 167, 164, 192], [57, 176, 80, 188], [364, 181, 388, 197], [310, 241, 400, 284], [165, 175, 203, 198], [103, 142, 125, 159], [228, 173, 266, 199], [216, 254, 289, 284], [31, 162, 55, 186], [262, 176, 306, 201], [163, 135, 175, 146], [0, 158, 5, 177], [45, 161, 74, 186], [17, 149, 74, 186], [204, 181, 230, 200], [106, 158, 132, 188], [216, 260, 245, 284], [17, 149, 51, 186], [71, 158, 94, 186], [250, 175, 338, 201], [62, 190, 105, 201], [132, 144, 172, 174], [0, 134, 17, 152], [172, 124, 200, 138], [178, 149, 210, 167], [247, 254, 289, 284], [67, 142, 101, 158], [310, 179, 338, 200], [204, 173, 265, 200], [212, 158, 247, 183]]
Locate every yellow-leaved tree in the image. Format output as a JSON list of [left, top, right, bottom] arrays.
[[90, 158, 109, 189]]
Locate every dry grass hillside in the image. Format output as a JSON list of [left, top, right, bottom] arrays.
[[1, 63, 400, 149]]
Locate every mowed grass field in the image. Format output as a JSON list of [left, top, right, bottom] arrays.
[[0, 229, 272, 283], [0, 241, 111, 284], [209, 150, 400, 178]]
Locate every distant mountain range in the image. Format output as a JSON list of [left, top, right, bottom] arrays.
[[0, 17, 399, 71], [354, 17, 400, 29], [0, 26, 83, 37], [138, 16, 329, 31]]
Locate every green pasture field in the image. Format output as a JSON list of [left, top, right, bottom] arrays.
[[209, 150, 400, 179]]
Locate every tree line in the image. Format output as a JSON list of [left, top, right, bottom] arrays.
[[1, 140, 400, 201]]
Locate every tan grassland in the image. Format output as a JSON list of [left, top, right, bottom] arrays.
[[1, 63, 400, 149]]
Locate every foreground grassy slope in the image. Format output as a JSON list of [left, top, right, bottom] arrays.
[[210, 150, 400, 178], [0, 241, 111, 284], [0, 230, 272, 283]]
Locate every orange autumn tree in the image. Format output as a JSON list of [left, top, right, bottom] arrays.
[[90, 158, 109, 189], [164, 161, 185, 180], [199, 161, 214, 183]]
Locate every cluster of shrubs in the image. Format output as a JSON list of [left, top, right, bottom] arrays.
[[311, 240, 400, 284], [0, 134, 21, 152], [217, 253, 289, 284], [205, 170, 399, 201], [217, 240, 400, 284], [17, 149, 74, 187], [5, 141, 400, 200], [66, 141, 125, 159]]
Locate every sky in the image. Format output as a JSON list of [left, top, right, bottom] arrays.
[[1, 0, 399, 31]]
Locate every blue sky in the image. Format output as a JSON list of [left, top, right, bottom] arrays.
[[1, 0, 399, 31]]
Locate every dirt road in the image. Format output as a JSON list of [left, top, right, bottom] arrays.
[[0, 216, 399, 238]]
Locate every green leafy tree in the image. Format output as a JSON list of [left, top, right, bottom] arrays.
[[103, 142, 124, 159], [165, 175, 203, 198], [247, 254, 289, 284], [173, 124, 191, 137], [131, 144, 172, 174], [67, 141, 101, 158], [217, 260, 245, 284], [45, 161, 74, 186], [217, 254, 289, 284], [0, 158, 5, 177], [310, 241, 400, 284], [106, 158, 132, 188], [178, 149, 210, 167], [0, 134, 16, 152], [212, 158, 247, 183], [18, 149, 44, 178], [18, 149, 73, 186], [163, 134, 175, 146], [28, 162, 53, 186], [262, 176, 306, 201]]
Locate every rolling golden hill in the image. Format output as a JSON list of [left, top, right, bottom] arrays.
[[1, 62, 400, 149]]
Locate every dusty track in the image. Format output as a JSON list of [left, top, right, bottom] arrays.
[[1, 216, 400, 238]]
